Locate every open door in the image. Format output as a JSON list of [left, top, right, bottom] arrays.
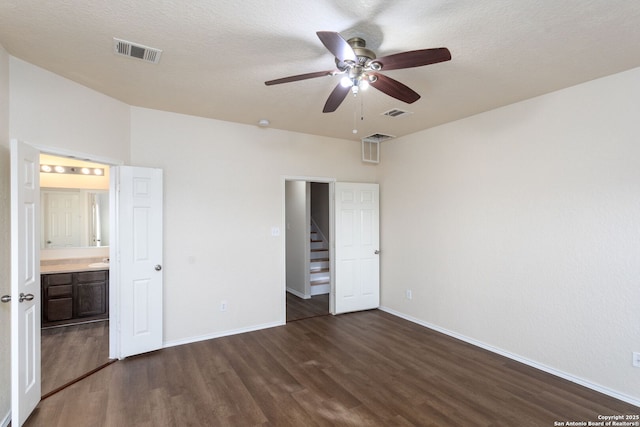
[[111, 166, 163, 358], [10, 139, 41, 426], [334, 182, 380, 314]]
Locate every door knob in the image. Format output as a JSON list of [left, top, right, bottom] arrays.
[[374, 250, 380, 255], [1, 295, 10, 303], [19, 293, 34, 303], [154, 265, 162, 271]]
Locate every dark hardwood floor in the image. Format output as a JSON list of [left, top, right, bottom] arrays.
[[27, 310, 638, 426], [41, 320, 111, 396], [286, 292, 329, 322]]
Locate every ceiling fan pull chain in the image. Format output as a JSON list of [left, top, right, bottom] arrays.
[[353, 99, 358, 134]]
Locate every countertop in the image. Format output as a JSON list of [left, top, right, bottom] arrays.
[[40, 257, 110, 274]]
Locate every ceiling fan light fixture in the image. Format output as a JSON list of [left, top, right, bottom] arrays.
[[340, 76, 353, 87]]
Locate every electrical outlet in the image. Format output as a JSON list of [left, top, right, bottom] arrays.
[[633, 352, 640, 368], [405, 289, 412, 300], [220, 300, 228, 312]]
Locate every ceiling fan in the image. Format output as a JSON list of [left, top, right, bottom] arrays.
[[265, 31, 451, 113]]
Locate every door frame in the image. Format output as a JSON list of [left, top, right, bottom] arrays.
[[282, 176, 336, 317], [30, 143, 122, 360]]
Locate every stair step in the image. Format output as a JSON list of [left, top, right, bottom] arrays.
[[311, 239, 323, 243], [311, 279, 330, 286], [310, 258, 329, 263], [310, 267, 330, 273], [311, 248, 328, 252]]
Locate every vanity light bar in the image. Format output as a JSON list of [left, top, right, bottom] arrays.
[[40, 164, 104, 176]]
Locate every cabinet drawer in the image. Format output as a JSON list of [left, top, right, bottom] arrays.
[[48, 284, 72, 298], [77, 271, 107, 282], [43, 273, 73, 286], [47, 298, 73, 321]]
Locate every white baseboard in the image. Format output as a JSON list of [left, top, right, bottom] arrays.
[[1, 409, 10, 427], [286, 287, 310, 299], [379, 306, 640, 408], [310, 284, 330, 295], [162, 320, 284, 349]]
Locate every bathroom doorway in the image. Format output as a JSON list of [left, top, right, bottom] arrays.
[[38, 153, 113, 396]]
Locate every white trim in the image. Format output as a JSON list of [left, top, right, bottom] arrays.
[[1, 410, 11, 427], [379, 306, 640, 408], [109, 169, 119, 359], [31, 143, 124, 166], [162, 321, 284, 349], [282, 175, 337, 184], [287, 287, 310, 299]]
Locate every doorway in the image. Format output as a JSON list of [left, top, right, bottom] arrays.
[[38, 153, 113, 396], [284, 178, 333, 321]]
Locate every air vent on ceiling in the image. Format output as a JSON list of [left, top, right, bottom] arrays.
[[381, 108, 413, 118], [362, 133, 395, 143], [113, 38, 162, 64]]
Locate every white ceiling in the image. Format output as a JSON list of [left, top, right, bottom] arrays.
[[1, 0, 639, 142]]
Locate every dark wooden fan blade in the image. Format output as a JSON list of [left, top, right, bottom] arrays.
[[323, 83, 351, 113], [265, 70, 338, 86], [316, 31, 357, 63], [374, 47, 451, 71], [369, 73, 421, 104]]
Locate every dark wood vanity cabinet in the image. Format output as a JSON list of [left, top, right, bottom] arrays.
[[42, 270, 109, 327]]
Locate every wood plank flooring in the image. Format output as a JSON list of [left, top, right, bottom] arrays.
[[41, 320, 111, 396], [27, 310, 638, 426], [286, 292, 329, 322]]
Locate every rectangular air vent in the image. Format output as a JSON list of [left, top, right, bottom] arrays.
[[361, 133, 395, 164], [362, 133, 395, 143], [113, 38, 162, 64], [381, 108, 412, 118]]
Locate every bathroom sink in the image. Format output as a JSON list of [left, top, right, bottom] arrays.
[[88, 262, 110, 268]]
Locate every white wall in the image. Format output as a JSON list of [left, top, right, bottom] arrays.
[[0, 43, 11, 427], [129, 107, 378, 344], [9, 57, 130, 163], [379, 67, 640, 403], [311, 182, 330, 239], [285, 181, 308, 297]]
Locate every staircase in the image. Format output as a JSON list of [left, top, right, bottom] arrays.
[[310, 222, 330, 295]]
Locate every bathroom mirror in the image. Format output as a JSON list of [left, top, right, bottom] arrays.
[[40, 188, 109, 249]]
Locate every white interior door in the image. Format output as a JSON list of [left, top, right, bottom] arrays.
[[112, 166, 163, 358], [334, 182, 380, 314], [10, 139, 41, 426], [42, 191, 81, 247]]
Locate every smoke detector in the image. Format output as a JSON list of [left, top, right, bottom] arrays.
[[113, 38, 162, 64]]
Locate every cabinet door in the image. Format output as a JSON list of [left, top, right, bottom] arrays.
[[76, 281, 107, 317], [47, 298, 73, 321]]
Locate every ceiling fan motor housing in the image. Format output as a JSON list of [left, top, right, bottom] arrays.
[[336, 37, 379, 71], [348, 37, 377, 65]]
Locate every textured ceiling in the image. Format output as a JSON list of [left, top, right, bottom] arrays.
[[1, 0, 639, 141]]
